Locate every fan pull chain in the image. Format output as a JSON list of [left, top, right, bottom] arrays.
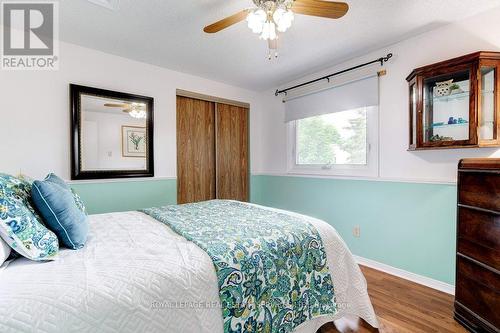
[[268, 50, 279, 60]]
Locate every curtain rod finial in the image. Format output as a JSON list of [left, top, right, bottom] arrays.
[[380, 53, 393, 66], [275, 89, 280, 96]]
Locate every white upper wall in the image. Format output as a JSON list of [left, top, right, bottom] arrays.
[[3, 7, 500, 183], [255, 7, 500, 183], [0, 41, 265, 180]]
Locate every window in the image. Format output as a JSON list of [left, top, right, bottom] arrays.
[[288, 106, 379, 177], [284, 74, 379, 177]]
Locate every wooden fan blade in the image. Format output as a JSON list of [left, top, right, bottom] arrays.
[[203, 10, 249, 33], [292, 0, 348, 19], [104, 103, 129, 108]]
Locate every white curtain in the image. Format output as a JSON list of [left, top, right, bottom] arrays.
[[284, 74, 379, 122]]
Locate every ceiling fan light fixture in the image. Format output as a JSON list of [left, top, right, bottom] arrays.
[[247, 2, 294, 40], [129, 103, 147, 119], [203, 0, 349, 58]]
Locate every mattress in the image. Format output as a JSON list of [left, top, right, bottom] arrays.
[[0, 204, 378, 333]]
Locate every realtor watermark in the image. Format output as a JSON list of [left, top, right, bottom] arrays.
[[1, 1, 59, 70], [150, 300, 351, 311]]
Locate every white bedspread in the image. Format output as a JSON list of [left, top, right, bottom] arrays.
[[0, 205, 378, 333]]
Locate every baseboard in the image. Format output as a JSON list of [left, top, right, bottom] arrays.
[[354, 255, 455, 295]]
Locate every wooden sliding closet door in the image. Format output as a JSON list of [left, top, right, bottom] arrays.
[[176, 96, 216, 204], [216, 103, 249, 202]]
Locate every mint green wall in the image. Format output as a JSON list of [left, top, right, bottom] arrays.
[[71, 179, 176, 214], [71, 175, 456, 285], [251, 175, 457, 285]]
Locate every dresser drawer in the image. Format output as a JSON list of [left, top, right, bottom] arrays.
[[458, 207, 500, 270], [455, 256, 500, 329], [458, 171, 500, 212]]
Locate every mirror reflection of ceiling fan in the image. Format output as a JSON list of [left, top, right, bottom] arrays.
[[203, 0, 348, 59], [104, 102, 147, 119]]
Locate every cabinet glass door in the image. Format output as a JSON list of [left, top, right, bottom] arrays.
[[423, 69, 471, 144], [479, 66, 496, 140], [409, 81, 417, 147]]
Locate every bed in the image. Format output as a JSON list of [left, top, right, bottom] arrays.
[[0, 202, 378, 333]]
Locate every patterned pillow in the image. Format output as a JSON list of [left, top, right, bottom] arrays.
[[71, 188, 87, 215], [0, 173, 59, 261]]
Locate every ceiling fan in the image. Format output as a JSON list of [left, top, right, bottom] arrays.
[[104, 102, 147, 119], [203, 0, 349, 59]]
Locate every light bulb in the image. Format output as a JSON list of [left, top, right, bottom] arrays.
[[129, 104, 147, 119], [247, 9, 266, 34], [260, 21, 269, 40], [274, 8, 294, 32], [273, 8, 285, 24], [269, 22, 276, 40], [260, 21, 277, 40], [129, 110, 146, 119]]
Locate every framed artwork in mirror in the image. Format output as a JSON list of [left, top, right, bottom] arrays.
[[121, 125, 146, 158], [70, 84, 154, 180]]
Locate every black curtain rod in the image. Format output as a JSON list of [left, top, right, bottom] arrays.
[[275, 53, 393, 96]]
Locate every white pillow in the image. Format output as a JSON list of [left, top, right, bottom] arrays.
[[0, 236, 11, 267]]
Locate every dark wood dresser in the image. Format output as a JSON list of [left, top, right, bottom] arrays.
[[455, 158, 500, 333]]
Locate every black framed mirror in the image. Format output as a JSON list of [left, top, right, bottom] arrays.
[[70, 84, 154, 180]]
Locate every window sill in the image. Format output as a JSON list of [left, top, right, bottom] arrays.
[[287, 166, 378, 178]]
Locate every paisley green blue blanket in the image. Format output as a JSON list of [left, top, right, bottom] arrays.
[[142, 200, 337, 333]]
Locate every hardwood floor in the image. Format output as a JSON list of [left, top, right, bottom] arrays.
[[319, 265, 467, 333]]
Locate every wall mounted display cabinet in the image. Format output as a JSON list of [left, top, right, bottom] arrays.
[[407, 52, 500, 150]]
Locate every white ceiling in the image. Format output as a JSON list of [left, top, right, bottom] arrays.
[[60, 0, 500, 91]]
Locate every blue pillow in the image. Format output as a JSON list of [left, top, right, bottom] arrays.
[[31, 179, 88, 250], [45, 173, 87, 215], [45, 173, 68, 189]]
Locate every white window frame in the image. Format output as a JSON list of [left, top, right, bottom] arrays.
[[287, 106, 379, 178]]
